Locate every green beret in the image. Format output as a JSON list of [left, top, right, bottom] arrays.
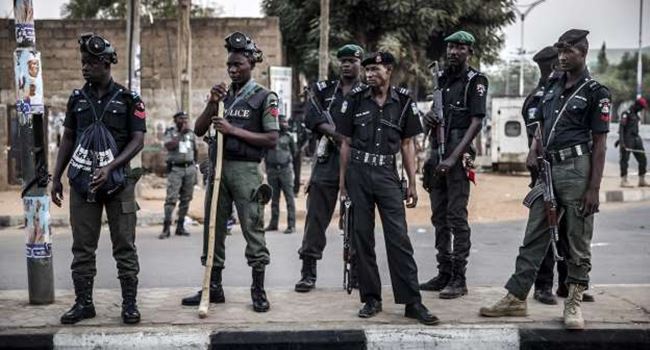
[[444, 31, 475, 46], [337, 44, 364, 59]]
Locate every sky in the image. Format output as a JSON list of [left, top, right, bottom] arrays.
[[1, 0, 648, 58]]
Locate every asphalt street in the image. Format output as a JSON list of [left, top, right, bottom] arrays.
[[1, 201, 648, 291]]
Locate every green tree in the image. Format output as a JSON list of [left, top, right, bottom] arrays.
[[593, 51, 650, 119], [262, 0, 516, 98], [61, 0, 221, 19], [596, 42, 609, 74]]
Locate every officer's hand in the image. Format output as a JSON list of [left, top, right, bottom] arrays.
[[209, 82, 228, 103], [580, 188, 600, 217], [51, 179, 63, 207], [526, 150, 538, 174], [213, 118, 234, 135], [89, 166, 111, 193], [405, 183, 418, 208], [435, 157, 455, 176]]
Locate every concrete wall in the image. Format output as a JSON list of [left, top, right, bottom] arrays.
[[0, 17, 282, 188]]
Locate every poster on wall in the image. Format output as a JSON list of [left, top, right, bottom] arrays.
[[24, 196, 52, 258], [15, 48, 44, 115], [269, 66, 292, 119], [14, 0, 35, 46]]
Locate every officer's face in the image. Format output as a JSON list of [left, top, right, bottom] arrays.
[[557, 47, 585, 72], [227, 52, 252, 85], [339, 57, 361, 79], [174, 115, 188, 129], [81, 52, 110, 83], [364, 64, 391, 88], [446, 42, 471, 67]]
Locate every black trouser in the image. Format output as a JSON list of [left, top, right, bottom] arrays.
[[620, 136, 647, 177], [299, 181, 339, 259], [535, 218, 568, 290], [427, 159, 471, 275], [347, 162, 421, 304], [69, 177, 140, 281], [293, 151, 302, 194]]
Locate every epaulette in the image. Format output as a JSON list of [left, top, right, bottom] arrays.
[[467, 67, 486, 82], [587, 80, 602, 92], [72, 89, 81, 96], [315, 80, 336, 92], [350, 85, 369, 95], [395, 86, 411, 96]]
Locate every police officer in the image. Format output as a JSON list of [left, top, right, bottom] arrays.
[[420, 31, 488, 299], [187, 32, 279, 313], [265, 114, 297, 234], [294, 44, 365, 292], [338, 51, 438, 325], [523, 47, 596, 305], [159, 111, 197, 239], [51, 33, 145, 324], [618, 97, 648, 187], [480, 29, 610, 330]]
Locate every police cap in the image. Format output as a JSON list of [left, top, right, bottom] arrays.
[[361, 51, 395, 67], [532, 46, 558, 64], [444, 31, 476, 46], [554, 29, 589, 49], [173, 111, 187, 119], [337, 44, 364, 59]]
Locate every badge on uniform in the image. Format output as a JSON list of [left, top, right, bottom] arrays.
[[476, 83, 486, 97], [528, 107, 537, 120], [410, 102, 419, 116], [134, 101, 146, 119], [599, 98, 611, 122], [341, 100, 348, 114]]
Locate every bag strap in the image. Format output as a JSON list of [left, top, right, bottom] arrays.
[[544, 79, 592, 148], [79, 89, 123, 122]]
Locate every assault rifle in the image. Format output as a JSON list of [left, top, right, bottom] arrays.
[[304, 85, 336, 163], [341, 196, 353, 294], [427, 61, 446, 163]]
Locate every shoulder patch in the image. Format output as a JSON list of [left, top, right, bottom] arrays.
[[467, 70, 478, 81]]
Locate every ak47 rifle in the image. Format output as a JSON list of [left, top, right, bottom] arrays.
[[341, 196, 353, 294], [304, 85, 336, 163], [427, 61, 446, 163]]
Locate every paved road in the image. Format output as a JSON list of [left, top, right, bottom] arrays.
[[1, 201, 648, 291]]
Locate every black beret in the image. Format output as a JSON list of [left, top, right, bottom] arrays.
[[361, 51, 395, 66], [337, 44, 364, 59], [554, 29, 589, 49], [532, 46, 558, 63]]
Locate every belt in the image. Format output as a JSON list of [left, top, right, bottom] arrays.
[[266, 162, 291, 169], [547, 143, 590, 163], [350, 148, 395, 167], [169, 161, 195, 168]]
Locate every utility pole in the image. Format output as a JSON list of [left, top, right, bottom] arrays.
[[126, 0, 143, 171], [512, 0, 546, 96], [13, 0, 54, 305], [636, 0, 644, 99], [318, 0, 330, 80], [178, 0, 192, 115]]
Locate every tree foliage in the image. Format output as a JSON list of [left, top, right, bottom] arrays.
[[596, 42, 609, 74], [593, 51, 650, 118], [61, 0, 221, 19], [262, 0, 516, 97]]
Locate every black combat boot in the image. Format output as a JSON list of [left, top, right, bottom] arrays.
[[60, 277, 96, 324], [158, 220, 171, 239], [251, 268, 270, 312], [358, 298, 382, 318], [534, 286, 558, 305], [405, 301, 440, 325], [439, 266, 468, 299], [419, 272, 451, 291], [181, 267, 226, 306], [120, 277, 141, 324], [294, 258, 317, 292], [175, 217, 190, 236]]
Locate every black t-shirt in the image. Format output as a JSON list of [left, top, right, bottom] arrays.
[[620, 109, 641, 138], [63, 80, 147, 153], [338, 86, 423, 155], [439, 66, 488, 130], [537, 70, 610, 150]]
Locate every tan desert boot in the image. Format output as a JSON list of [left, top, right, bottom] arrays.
[[564, 284, 586, 330], [621, 176, 634, 188], [639, 175, 650, 187], [479, 293, 528, 317]]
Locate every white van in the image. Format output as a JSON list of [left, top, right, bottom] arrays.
[[490, 96, 528, 171]]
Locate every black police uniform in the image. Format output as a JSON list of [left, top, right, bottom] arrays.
[[425, 66, 487, 285], [63, 79, 146, 290], [298, 80, 365, 261], [339, 84, 423, 305], [619, 107, 647, 178]]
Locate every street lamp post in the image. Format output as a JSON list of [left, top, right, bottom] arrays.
[[637, 0, 644, 99], [512, 0, 546, 96]]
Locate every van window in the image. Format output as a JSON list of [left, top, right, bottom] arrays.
[[505, 121, 521, 137]]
